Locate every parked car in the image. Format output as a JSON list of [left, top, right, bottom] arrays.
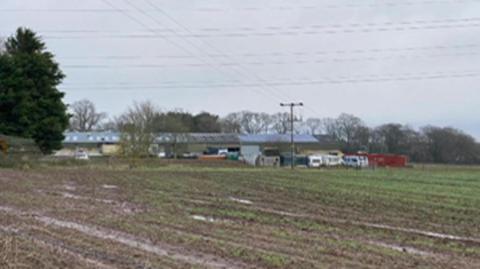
[[74, 150, 89, 160]]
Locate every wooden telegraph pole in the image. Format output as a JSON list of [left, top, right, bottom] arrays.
[[280, 102, 303, 169]]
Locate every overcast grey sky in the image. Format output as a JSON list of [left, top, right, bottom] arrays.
[[1, 0, 480, 138]]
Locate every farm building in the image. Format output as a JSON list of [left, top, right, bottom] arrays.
[[239, 134, 322, 165], [60, 132, 337, 162], [154, 133, 241, 157], [57, 132, 121, 157], [59, 132, 242, 158]]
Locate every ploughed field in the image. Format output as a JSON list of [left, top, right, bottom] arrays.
[[1, 165, 480, 268]]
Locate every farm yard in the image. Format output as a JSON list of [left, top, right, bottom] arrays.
[[1, 164, 480, 268]]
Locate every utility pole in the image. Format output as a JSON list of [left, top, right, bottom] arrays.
[[280, 102, 303, 169]]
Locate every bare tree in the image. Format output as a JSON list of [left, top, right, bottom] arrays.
[[324, 114, 370, 152], [223, 111, 305, 134], [97, 119, 120, 131], [305, 118, 323, 135], [221, 113, 242, 133], [69, 99, 107, 132], [271, 112, 290, 134], [322, 118, 337, 138], [422, 126, 479, 164], [117, 101, 159, 158], [259, 112, 274, 133], [237, 111, 271, 134]]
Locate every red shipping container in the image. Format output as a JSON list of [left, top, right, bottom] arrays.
[[366, 154, 408, 167]]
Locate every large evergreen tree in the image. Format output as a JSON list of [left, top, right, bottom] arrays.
[[0, 28, 69, 153]]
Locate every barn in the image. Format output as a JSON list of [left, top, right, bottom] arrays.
[[58, 132, 121, 157], [60, 132, 332, 164]]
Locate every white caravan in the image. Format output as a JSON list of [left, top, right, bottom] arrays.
[[308, 155, 344, 168], [308, 156, 323, 168], [323, 155, 344, 167], [343, 155, 369, 168]]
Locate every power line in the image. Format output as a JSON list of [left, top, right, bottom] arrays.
[[92, 1, 480, 118], [98, 0, 288, 103], [59, 70, 480, 90], [58, 51, 480, 68], [7, 17, 479, 34], [25, 22, 480, 39], [8, 2, 476, 117], [1, 1, 479, 12], [119, 0, 294, 104], [140, 0, 300, 110], [44, 43, 480, 60]]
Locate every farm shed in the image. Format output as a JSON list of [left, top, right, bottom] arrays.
[[60, 132, 339, 162], [240, 134, 322, 152], [154, 133, 240, 157], [59, 132, 121, 157], [239, 134, 320, 165]]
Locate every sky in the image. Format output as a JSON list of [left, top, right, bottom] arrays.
[[1, 0, 480, 139]]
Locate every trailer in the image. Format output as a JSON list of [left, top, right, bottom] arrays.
[[308, 155, 344, 168], [344, 155, 369, 168]]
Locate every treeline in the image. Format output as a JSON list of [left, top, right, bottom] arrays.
[[70, 100, 309, 134], [70, 100, 480, 165], [323, 114, 480, 164], [70, 100, 222, 133]]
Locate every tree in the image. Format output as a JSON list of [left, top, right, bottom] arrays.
[[0, 28, 69, 153], [193, 112, 221, 133], [271, 112, 290, 134], [238, 111, 271, 134], [221, 111, 305, 135], [117, 101, 159, 158], [422, 126, 479, 164], [370, 124, 410, 154], [403, 128, 431, 163], [221, 111, 271, 134], [97, 119, 120, 131], [305, 118, 323, 135], [153, 110, 192, 133], [221, 113, 242, 133], [324, 114, 370, 152], [69, 99, 107, 131]]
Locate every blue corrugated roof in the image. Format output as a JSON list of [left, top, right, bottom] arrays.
[[63, 132, 319, 144], [154, 133, 240, 144], [64, 132, 121, 144], [239, 134, 318, 144]]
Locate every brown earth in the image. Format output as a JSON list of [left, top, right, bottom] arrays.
[[1, 166, 480, 268]]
